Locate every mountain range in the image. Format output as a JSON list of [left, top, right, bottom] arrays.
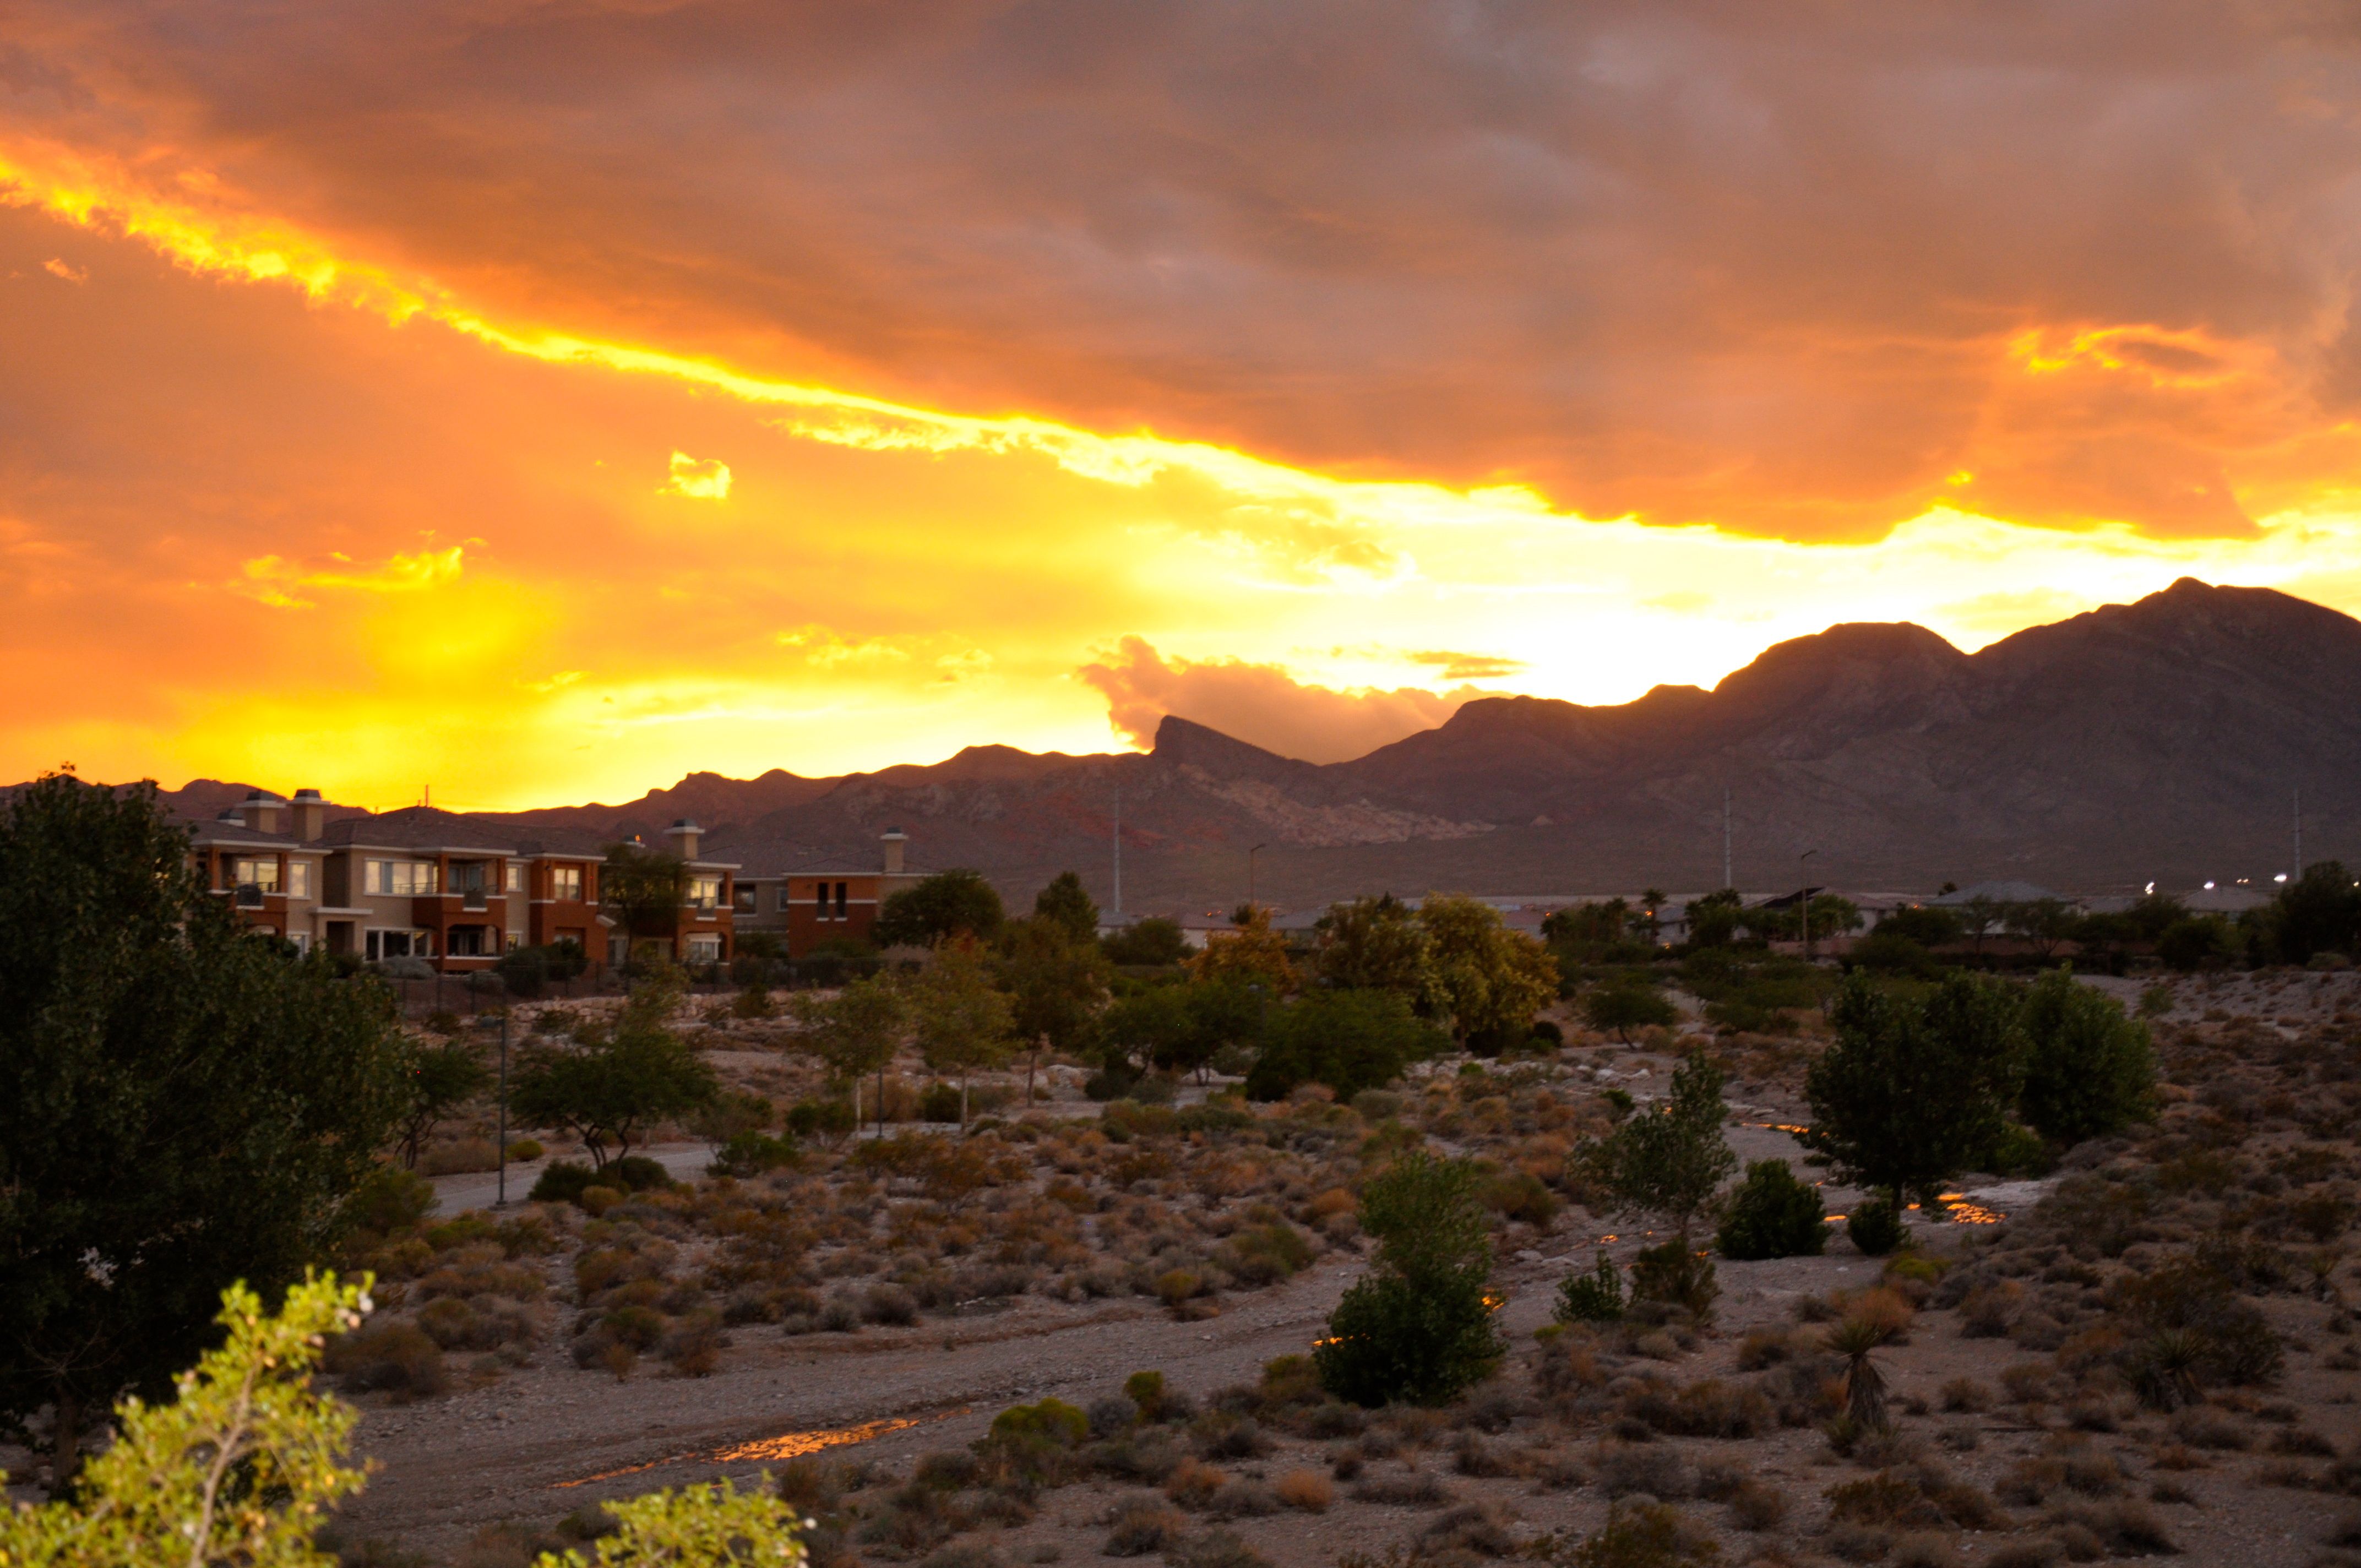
[[114, 579, 2361, 908]]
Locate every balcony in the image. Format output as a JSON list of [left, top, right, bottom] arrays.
[[234, 882, 270, 908], [461, 891, 489, 911]]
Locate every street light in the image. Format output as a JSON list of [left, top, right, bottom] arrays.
[[1799, 849, 1819, 962], [494, 1006, 510, 1208]]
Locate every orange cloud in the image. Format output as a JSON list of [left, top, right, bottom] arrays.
[[1078, 637, 1476, 763]]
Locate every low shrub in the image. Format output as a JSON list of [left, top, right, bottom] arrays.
[[1847, 1200, 1907, 1258], [1103, 1499, 1185, 1556], [1554, 1252, 1624, 1324], [528, 1161, 597, 1206], [505, 1138, 545, 1162], [1274, 1469, 1332, 1512], [608, 1155, 673, 1192], [1717, 1159, 1830, 1260], [709, 1131, 799, 1179], [1630, 1240, 1718, 1320], [325, 1322, 447, 1398]]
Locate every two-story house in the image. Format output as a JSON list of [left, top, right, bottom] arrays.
[[731, 826, 928, 956]]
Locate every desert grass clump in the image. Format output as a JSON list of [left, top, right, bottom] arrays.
[[1274, 1469, 1332, 1512]]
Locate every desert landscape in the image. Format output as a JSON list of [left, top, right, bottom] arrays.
[[181, 960, 2361, 1568]]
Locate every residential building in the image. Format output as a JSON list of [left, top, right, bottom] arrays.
[[730, 826, 929, 956], [183, 790, 329, 952]]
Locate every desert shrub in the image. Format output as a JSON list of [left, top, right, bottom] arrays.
[[1554, 1252, 1625, 1323], [1103, 1498, 1186, 1556], [1417, 1501, 1516, 1558], [785, 1098, 858, 1145], [1275, 1469, 1332, 1512], [1480, 1170, 1559, 1226], [1620, 1376, 1773, 1439], [345, 1166, 437, 1236], [608, 1154, 673, 1191], [1629, 1240, 1718, 1319], [1350, 1469, 1453, 1507], [1222, 1221, 1316, 1286], [1560, 1501, 1719, 1567], [325, 1322, 447, 1398], [1125, 1370, 1173, 1422], [709, 1131, 799, 1178], [1716, 1159, 1830, 1260], [1165, 1529, 1273, 1568], [1595, 1442, 1699, 1500], [1938, 1377, 1992, 1413], [529, 1161, 598, 1206], [505, 1138, 545, 1162], [2111, 1255, 2284, 1395], [1846, 1200, 1906, 1258], [1315, 1153, 1504, 1407]]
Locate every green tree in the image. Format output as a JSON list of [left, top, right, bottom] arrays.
[[599, 841, 689, 955], [1032, 871, 1099, 947], [1804, 972, 2021, 1210], [512, 966, 719, 1166], [0, 1272, 809, 1568], [997, 916, 1112, 1104], [909, 938, 1015, 1126], [1313, 894, 1436, 1003], [1419, 894, 1559, 1045], [1876, 905, 1963, 947], [1715, 1158, 1830, 1260], [395, 1039, 492, 1169], [2004, 897, 2080, 960], [1245, 988, 1445, 1102], [1097, 983, 1197, 1080], [1682, 889, 1745, 950], [2262, 861, 2361, 965], [1575, 1052, 1737, 1244], [1185, 903, 1298, 993], [0, 774, 407, 1492], [1314, 1152, 1505, 1406], [2017, 967, 2156, 1144], [874, 869, 1005, 949], [1582, 976, 1679, 1042], [1101, 916, 1189, 966], [2158, 914, 2242, 972], [788, 973, 909, 1134]]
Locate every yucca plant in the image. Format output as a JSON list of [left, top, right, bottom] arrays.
[[1826, 1316, 1891, 1431], [2127, 1329, 2206, 1412]]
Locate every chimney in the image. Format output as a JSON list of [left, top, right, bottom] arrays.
[[663, 818, 702, 861], [239, 788, 285, 836], [881, 825, 909, 876], [290, 788, 326, 842]]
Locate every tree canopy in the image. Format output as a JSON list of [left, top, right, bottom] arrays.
[[909, 938, 1015, 1125], [1185, 904, 1298, 994], [1315, 1152, 1504, 1407], [0, 773, 407, 1490], [1032, 871, 1099, 947], [1419, 894, 1558, 1044], [1804, 971, 2021, 1208], [873, 869, 1005, 948], [2017, 966, 2156, 1144], [1101, 916, 1189, 967], [1312, 894, 1435, 1003], [513, 966, 718, 1166], [1575, 1052, 1737, 1242], [599, 841, 689, 941], [1246, 987, 1445, 1102], [789, 973, 909, 1131]]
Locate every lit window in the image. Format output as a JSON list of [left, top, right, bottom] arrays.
[[365, 861, 439, 896], [685, 933, 722, 963], [551, 865, 583, 901], [287, 861, 312, 899], [232, 857, 281, 893], [689, 875, 723, 910], [505, 862, 525, 893]]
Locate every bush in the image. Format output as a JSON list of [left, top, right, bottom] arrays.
[[1315, 1153, 1505, 1406], [505, 1138, 544, 1162], [918, 1083, 963, 1123], [1629, 1240, 1718, 1319], [608, 1155, 673, 1191], [1245, 988, 1445, 1102], [1554, 1251, 1625, 1323], [528, 1161, 598, 1206], [1479, 1170, 1559, 1226], [1716, 1160, 1830, 1260], [785, 1098, 857, 1144], [709, 1131, 799, 1179], [343, 1166, 436, 1236], [325, 1322, 447, 1398], [1847, 1200, 1907, 1258], [2017, 967, 2156, 1146], [1582, 982, 1678, 1043]]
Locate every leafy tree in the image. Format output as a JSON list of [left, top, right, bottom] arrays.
[[2017, 967, 2156, 1144], [1315, 1152, 1505, 1406], [1575, 1052, 1737, 1244], [599, 841, 689, 950], [1804, 971, 2022, 1210], [1419, 894, 1559, 1044], [2158, 914, 2242, 972], [997, 916, 1111, 1104], [1097, 983, 1197, 1080], [874, 869, 1005, 949], [1543, 899, 1634, 949], [2261, 861, 2361, 965], [2003, 897, 2080, 959], [1032, 871, 1100, 946], [2121, 894, 2188, 944], [1313, 894, 1435, 1002], [395, 1039, 492, 1168], [1683, 889, 1745, 949], [1186, 903, 1298, 993], [513, 966, 718, 1166], [1846, 930, 1939, 977], [788, 973, 908, 1134], [1101, 916, 1189, 966], [1582, 976, 1679, 1042], [0, 1273, 808, 1567], [0, 774, 407, 1491], [1876, 905, 1963, 947], [1245, 988, 1445, 1102], [1715, 1159, 1830, 1260], [910, 938, 1015, 1126]]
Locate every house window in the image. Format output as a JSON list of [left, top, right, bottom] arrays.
[[505, 862, 525, 893], [286, 861, 311, 899], [776, 885, 793, 912], [447, 925, 490, 957], [734, 885, 757, 913], [812, 881, 831, 921], [365, 860, 439, 896], [688, 875, 722, 911], [685, 933, 722, 964], [289, 932, 311, 955], [366, 929, 421, 961], [836, 881, 849, 919], [232, 857, 281, 894], [551, 865, 583, 901]]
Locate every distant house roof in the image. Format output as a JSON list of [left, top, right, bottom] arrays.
[[2184, 885, 2270, 913], [314, 807, 517, 854], [1930, 880, 2063, 906], [178, 815, 300, 849]]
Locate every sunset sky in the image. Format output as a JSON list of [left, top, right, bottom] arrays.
[[10, 4, 2361, 810]]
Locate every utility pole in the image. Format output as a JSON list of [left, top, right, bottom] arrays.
[[1722, 786, 1733, 892], [2295, 787, 2304, 879], [1799, 848, 1819, 962], [1248, 843, 1267, 912], [1112, 786, 1123, 915], [494, 1008, 510, 1208]]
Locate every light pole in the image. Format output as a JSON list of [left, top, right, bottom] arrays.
[[1248, 843, 1267, 913], [1799, 850, 1819, 962], [494, 1007, 510, 1208]]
